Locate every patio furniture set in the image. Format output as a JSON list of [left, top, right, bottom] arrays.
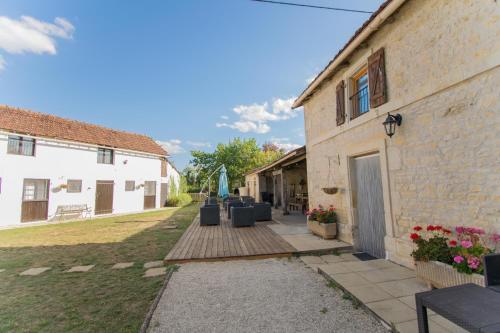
[[199, 196, 272, 227], [416, 253, 500, 333]]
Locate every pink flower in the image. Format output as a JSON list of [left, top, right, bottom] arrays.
[[461, 240, 473, 249], [467, 256, 481, 270], [453, 256, 464, 264], [491, 233, 500, 243], [455, 226, 464, 234]]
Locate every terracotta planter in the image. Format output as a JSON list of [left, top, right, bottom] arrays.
[[415, 260, 485, 289], [307, 220, 337, 239]]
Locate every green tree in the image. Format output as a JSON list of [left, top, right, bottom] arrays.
[[190, 138, 285, 193]]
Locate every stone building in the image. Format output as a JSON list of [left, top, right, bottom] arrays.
[[293, 0, 499, 267]]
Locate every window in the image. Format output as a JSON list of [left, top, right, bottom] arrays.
[[7, 136, 35, 156], [22, 179, 49, 201], [125, 180, 135, 191], [67, 179, 82, 193], [144, 181, 156, 196], [97, 148, 114, 164], [350, 67, 369, 119]]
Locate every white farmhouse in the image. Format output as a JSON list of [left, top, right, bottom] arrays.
[[0, 105, 178, 227]]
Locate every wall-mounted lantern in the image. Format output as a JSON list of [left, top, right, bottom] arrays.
[[383, 113, 402, 137]]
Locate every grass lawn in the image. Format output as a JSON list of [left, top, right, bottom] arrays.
[[0, 203, 199, 333]]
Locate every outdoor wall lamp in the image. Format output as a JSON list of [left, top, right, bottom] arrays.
[[383, 113, 402, 137]]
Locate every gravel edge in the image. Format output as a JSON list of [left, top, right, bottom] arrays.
[[140, 268, 175, 333]]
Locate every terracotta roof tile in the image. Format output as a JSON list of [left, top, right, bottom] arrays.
[[0, 105, 167, 156]]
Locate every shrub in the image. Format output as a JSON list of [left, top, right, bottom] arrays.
[[166, 193, 192, 207]]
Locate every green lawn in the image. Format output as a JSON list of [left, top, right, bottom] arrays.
[[0, 203, 199, 333]]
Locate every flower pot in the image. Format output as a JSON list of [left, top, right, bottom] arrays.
[[415, 260, 485, 289], [307, 220, 337, 239]]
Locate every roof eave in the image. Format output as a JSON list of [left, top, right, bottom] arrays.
[[292, 0, 406, 109]]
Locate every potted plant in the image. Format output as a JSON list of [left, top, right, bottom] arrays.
[[306, 205, 337, 239], [411, 225, 499, 288]]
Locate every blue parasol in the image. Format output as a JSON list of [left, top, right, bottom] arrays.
[[218, 165, 229, 199]]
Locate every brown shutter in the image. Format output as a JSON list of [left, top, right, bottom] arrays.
[[336, 80, 346, 126], [368, 47, 387, 108]]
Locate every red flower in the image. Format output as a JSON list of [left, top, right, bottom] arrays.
[[443, 228, 452, 234], [427, 225, 435, 231], [449, 240, 457, 247], [410, 233, 420, 241], [434, 226, 443, 231], [413, 226, 422, 231]]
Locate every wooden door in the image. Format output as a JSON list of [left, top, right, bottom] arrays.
[[21, 179, 49, 222], [352, 154, 386, 258], [144, 181, 156, 209], [160, 182, 168, 207], [95, 181, 114, 215]]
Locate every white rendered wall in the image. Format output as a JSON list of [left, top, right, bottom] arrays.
[[166, 161, 181, 195], [0, 133, 163, 227]]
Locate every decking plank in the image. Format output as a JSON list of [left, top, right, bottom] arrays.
[[165, 206, 294, 263]]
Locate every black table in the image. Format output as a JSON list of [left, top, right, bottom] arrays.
[[415, 283, 500, 333]]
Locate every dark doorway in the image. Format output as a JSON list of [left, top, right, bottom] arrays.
[[21, 178, 49, 222], [144, 181, 156, 209]]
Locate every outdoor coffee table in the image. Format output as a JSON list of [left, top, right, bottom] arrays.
[[415, 283, 500, 333]]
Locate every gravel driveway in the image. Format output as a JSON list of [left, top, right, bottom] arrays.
[[148, 258, 387, 333]]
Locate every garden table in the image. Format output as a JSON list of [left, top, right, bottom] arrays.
[[415, 283, 500, 333]]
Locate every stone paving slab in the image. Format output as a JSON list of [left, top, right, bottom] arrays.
[[341, 260, 378, 272], [330, 272, 372, 287], [144, 261, 164, 269], [280, 234, 351, 252], [0, 269, 5, 273], [112, 262, 134, 269], [345, 284, 393, 303], [395, 318, 450, 333], [20, 267, 51, 276], [317, 262, 352, 275], [357, 266, 415, 283], [366, 298, 417, 324], [144, 267, 167, 277], [66, 265, 95, 272], [377, 278, 428, 298], [319, 254, 344, 263], [299, 256, 325, 265]]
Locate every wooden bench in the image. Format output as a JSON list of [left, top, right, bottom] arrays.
[[54, 204, 92, 221]]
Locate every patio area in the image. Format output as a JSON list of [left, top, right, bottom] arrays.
[[164, 211, 296, 263], [165, 206, 351, 263]]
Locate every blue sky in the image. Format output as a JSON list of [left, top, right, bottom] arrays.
[[0, 0, 382, 169]]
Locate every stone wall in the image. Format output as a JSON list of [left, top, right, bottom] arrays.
[[303, 0, 500, 267]]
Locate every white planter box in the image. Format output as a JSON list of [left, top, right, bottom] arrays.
[[415, 260, 485, 288], [307, 220, 337, 239]]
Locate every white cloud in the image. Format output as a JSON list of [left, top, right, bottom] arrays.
[[220, 115, 229, 120], [156, 139, 185, 155], [216, 96, 301, 134], [187, 141, 211, 148], [269, 137, 301, 152], [0, 55, 5, 71], [216, 121, 271, 134], [0, 15, 74, 55]]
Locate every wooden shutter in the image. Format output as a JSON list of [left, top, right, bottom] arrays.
[[368, 48, 387, 108], [336, 80, 346, 126]]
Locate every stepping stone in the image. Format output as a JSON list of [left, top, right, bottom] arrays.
[[144, 267, 167, 277], [144, 261, 164, 269], [162, 225, 177, 229], [112, 262, 134, 269], [66, 265, 95, 273], [0, 269, 5, 273], [20, 267, 51, 276]]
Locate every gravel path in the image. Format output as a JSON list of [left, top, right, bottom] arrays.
[[148, 258, 387, 333]]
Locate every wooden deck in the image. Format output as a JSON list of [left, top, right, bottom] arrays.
[[164, 211, 296, 263]]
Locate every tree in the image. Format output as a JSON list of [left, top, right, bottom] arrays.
[[189, 138, 285, 193]]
